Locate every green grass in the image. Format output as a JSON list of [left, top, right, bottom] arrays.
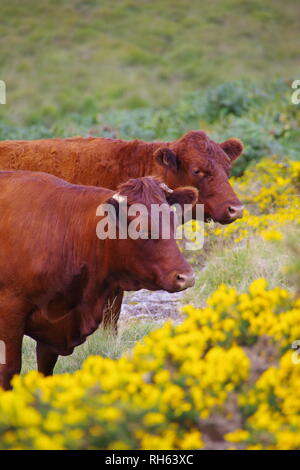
[[22, 319, 161, 375], [1, 0, 300, 124], [183, 230, 297, 307]]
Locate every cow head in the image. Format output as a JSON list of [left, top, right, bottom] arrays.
[[104, 177, 198, 293], [154, 130, 244, 224]]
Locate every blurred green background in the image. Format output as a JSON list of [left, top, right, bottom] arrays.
[[1, 0, 300, 173]]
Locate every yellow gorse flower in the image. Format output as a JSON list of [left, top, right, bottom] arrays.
[[0, 278, 299, 450], [202, 156, 300, 245]]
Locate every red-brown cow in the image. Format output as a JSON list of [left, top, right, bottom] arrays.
[[0, 130, 244, 223], [0, 172, 197, 390]]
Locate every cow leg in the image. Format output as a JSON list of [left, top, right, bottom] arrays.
[[102, 290, 124, 334], [0, 297, 25, 390], [36, 342, 58, 376]]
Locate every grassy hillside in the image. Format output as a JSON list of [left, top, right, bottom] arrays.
[[1, 0, 300, 124]]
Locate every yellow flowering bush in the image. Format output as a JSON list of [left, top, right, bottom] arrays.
[[206, 157, 300, 243], [229, 351, 300, 450], [0, 279, 300, 450]]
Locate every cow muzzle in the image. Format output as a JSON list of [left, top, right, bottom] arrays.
[[226, 204, 244, 221], [212, 202, 244, 224], [172, 269, 195, 291]]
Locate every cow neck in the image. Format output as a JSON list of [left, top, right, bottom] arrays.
[[57, 188, 112, 297], [130, 140, 162, 180]]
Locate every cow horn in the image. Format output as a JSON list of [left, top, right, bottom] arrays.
[[160, 183, 173, 194], [112, 193, 127, 203]]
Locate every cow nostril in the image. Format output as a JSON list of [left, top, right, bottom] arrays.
[[228, 205, 244, 219], [175, 272, 195, 289]]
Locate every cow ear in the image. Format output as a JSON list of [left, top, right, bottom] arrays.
[[220, 138, 243, 162], [155, 147, 179, 173], [166, 187, 198, 209]]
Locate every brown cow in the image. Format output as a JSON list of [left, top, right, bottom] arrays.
[[0, 130, 244, 223], [0, 171, 197, 389]]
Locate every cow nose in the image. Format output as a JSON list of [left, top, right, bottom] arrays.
[[227, 204, 244, 220], [175, 271, 195, 290]]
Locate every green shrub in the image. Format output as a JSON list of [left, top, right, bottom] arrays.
[[1, 80, 299, 175]]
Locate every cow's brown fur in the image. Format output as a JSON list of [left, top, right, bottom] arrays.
[[0, 172, 197, 389], [0, 130, 244, 223]]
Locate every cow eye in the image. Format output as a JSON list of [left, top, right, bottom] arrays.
[[192, 169, 205, 177]]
